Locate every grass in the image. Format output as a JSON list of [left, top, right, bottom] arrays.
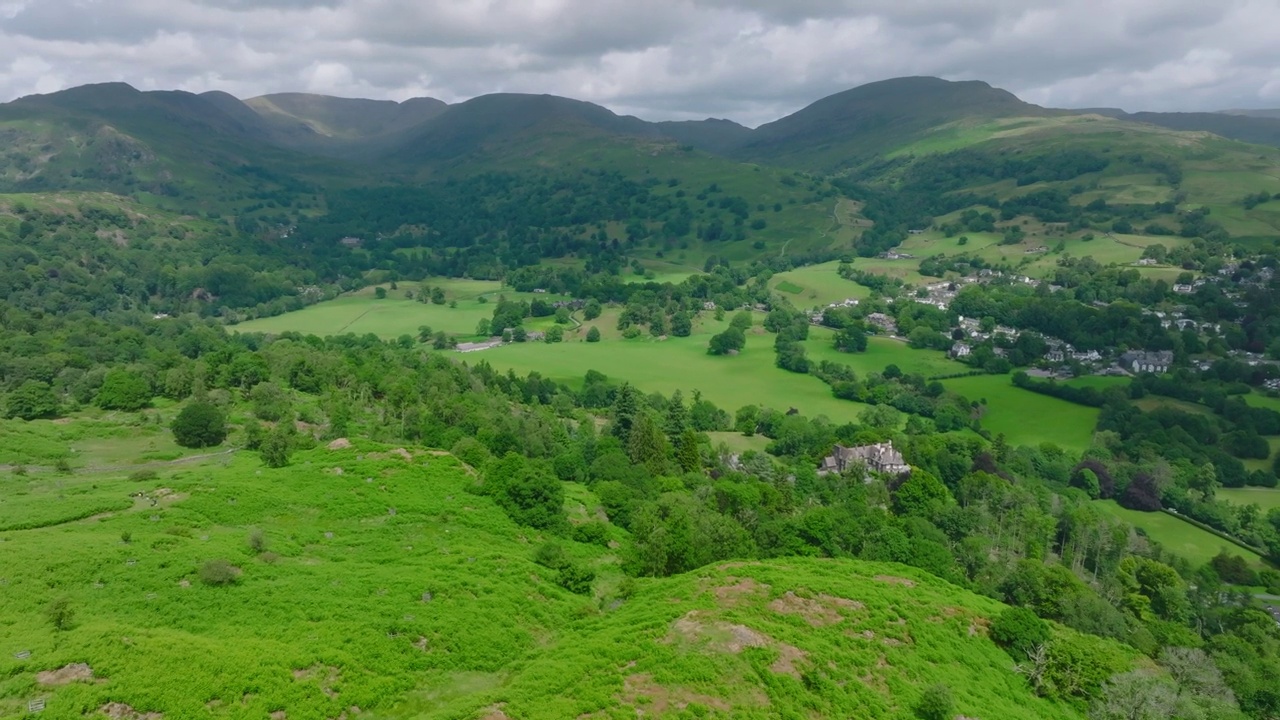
[[478, 330, 871, 423], [942, 375, 1105, 451], [804, 331, 964, 379], [768, 261, 871, 307], [1096, 500, 1265, 569], [0, 418, 1118, 719], [1219, 488, 1280, 512], [706, 432, 771, 455], [233, 279, 567, 339]]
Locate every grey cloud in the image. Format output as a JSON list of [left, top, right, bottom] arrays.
[[0, 0, 1277, 126]]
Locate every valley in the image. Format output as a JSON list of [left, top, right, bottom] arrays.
[[4, 73, 1280, 719]]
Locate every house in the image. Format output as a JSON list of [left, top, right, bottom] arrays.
[[819, 443, 911, 477], [339, 236, 363, 248], [456, 338, 503, 353], [950, 342, 972, 359], [1135, 258, 1158, 266], [703, 301, 717, 311], [907, 229, 926, 235], [525, 331, 546, 342], [1173, 284, 1195, 294], [1045, 349, 1066, 363], [1120, 350, 1174, 374], [866, 313, 898, 334], [532, 288, 548, 294]]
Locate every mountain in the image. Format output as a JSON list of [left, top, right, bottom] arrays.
[[1108, 111, 1280, 149], [245, 92, 448, 140], [0, 82, 356, 206], [1221, 109, 1280, 120], [730, 76, 1058, 171], [655, 118, 753, 155], [384, 92, 665, 167]]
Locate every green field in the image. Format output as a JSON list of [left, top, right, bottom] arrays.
[[943, 375, 1110, 451], [1219, 487, 1280, 512], [478, 329, 871, 423], [1096, 501, 1265, 569], [233, 280, 565, 339], [768, 261, 871, 307], [805, 330, 964, 378]]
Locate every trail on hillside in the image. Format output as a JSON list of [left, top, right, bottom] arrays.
[[0, 448, 237, 476]]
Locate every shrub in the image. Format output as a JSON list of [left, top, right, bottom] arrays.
[[170, 401, 228, 449], [198, 559, 240, 586], [556, 564, 596, 595], [129, 469, 159, 482], [914, 683, 953, 720], [248, 529, 268, 555], [991, 606, 1049, 659], [571, 521, 610, 546], [260, 424, 295, 468], [533, 542, 568, 569], [586, 326, 601, 343], [46, 596, 74, 631]]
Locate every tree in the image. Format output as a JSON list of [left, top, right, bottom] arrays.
[[374, 286, 387, 299], [5, 379, 59, 420], [627, 413, 670, 474], [554, 306, 571, 325], [171, 401, 228, 449], [730, 311, 753, 330], [586, 326, 601, 342], [95, 369, 151, 411], [708, 327, 746, 355], [583, 299, 602, 320], [670, 311, 693, 337], [261, 423, 295, 468], [893, 471, 952, 516], [1119, 472, 1161, 511], [545, 326, 564, 343], [834, 327, 868, 353], [676, 428, 701, 472], [664, 391, 689, 442]]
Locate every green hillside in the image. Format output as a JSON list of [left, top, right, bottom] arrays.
[[0, 437, 1126, 719]]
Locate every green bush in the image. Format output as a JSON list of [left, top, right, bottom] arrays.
[[914, 683, 953, 720], [534, 542, 568, 570], [571, 521, 610, 547], [199, 559, 240, 586], [556, 564, 596, 595], [991, 606, 1050, 659], [46, 596, 74, 631], [170, 401, 228, 448]]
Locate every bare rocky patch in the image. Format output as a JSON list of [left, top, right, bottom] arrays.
[[767, 591, 863, 627], [668, 610, 809, 678], [293, 665, 341, 698], [711, 576, 770, 605], [100, 703, 163, 720], [617, 673, 732, 715], [37, 663, 95, 685], [874, 575, 916, 588]]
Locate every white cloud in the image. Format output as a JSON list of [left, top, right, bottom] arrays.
[[0, 0, 1277, 124]]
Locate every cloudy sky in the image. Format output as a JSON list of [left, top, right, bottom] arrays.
[[1, 0, 1278, 126]]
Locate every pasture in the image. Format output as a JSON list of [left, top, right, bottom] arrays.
[[233, 280, 566, 339], [1096, 501, 1265, 569], [768, 261, 870, 307], [1219, 488, 1280, 512], [942, 374, 1105, 452]]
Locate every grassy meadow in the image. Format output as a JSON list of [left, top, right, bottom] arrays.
[[1095, 501, 1266, 569], [233, 280, 567, 339], [768, 261, 870, 308], [943, 375, 1117, 452]]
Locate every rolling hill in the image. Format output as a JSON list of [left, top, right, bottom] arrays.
[[0, 438, 1129, 719]]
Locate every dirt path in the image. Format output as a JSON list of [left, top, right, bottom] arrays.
[[0, 448, 237, 476]]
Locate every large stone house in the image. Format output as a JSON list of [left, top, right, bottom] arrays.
[[819, 442, 911, 477], [1121, 350, 1174, 374]]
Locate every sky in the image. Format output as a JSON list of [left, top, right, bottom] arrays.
[[1, 0, 1278, 127]]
